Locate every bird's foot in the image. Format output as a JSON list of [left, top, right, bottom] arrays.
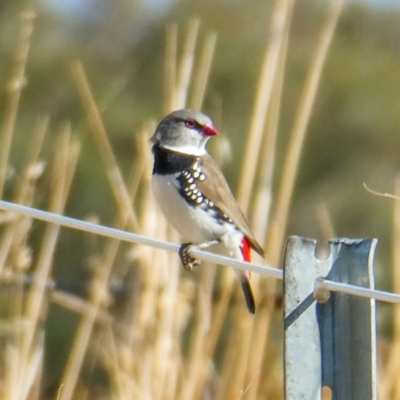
[[179, 243, 200, 271], [179, 240, 220, 272]]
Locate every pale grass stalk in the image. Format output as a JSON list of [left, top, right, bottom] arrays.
[[0, 266, 117, 327], [237, 0, 293, 212], [152, 259, 180, 400], [215, 313, 241, 400], [175, 18, 200, 109], [13, 128, 79, 400], [0, 212, 16, 225], [56, 385, 64, 400], [388, 176, 400, 399], [266, 0, 344, 266], [16, 115, 49, 201], [244, 19, 292, 397], [245, 20, 291, 398], [189, 32, 217, 110], [250, 7, 340, 350], [4, 276, 25, 400], [5, 344, 20, 400], [59, 249, 118, 400], [127, 129, 155, 202], [379, 177, 400, 400], [192, 268, 235, 400], [216, 2, 293, 396], [135, 192, 179, 400], [135, 134, 181, 400], [140, 223, 176, 400], [129, 132, 164, 318], [3, 128, 51, 400], [191, 244, 240, 399], [50, 289, 116, 327], [93, 130, 181, 400], [262, 356, 283, 400], [19, 339, 43, 400], [247, 309, 280, 400], [0, 219, 26, 275], [0, 9, 35, 196], [135, 33, 215, 397], [164, 343, 180, 400], [99, 328, 134, 399], [141, 349, 154, 400], [315, 202, 336, 241], [133, 242, 169, 328], [251, 15, 290, 243], [363, 183, 400, 201], [0, 116, 48, 276], [178, 266, 214, 400], [59, 132, 151, 400], [71, 61, 139, 231], [22, 129, 79, 381], [150, 249, 180, 400], [389, 182, 400, 310], [166, 363, 179, 400], [225, 310, 256, 399], [60, 241, 120, 399], [164, 24, 178, 114], [214, 282, 259, 400], [95, 298, 138, 397], [9, 119, 48, 273], [99, 78, 129, 114]]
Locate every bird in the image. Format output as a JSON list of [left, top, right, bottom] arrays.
[[150, 109, 264, 313]]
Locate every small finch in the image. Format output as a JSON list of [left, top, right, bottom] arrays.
[[150, 109, 264, 313]]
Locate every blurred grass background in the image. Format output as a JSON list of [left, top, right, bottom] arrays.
[[1, 0, 400, 398]]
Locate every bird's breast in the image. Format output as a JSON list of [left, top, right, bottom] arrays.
[[152, 174, 229, 244]]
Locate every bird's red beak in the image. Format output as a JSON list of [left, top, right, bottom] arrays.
[[202, 123, 218, 137]]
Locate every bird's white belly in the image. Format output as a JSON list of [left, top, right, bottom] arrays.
[[152, 174, 232, 245]]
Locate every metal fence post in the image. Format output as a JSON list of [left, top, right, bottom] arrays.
[[283, 236, 378, 400]]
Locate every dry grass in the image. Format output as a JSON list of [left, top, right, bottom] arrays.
[[0, 1, 399, 399], [379, 177, 400, 399]]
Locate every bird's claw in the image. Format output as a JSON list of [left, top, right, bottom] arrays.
[[179, 243, 200, 271]]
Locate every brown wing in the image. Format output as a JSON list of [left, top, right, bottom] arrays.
[[197, 154, 264, 257]]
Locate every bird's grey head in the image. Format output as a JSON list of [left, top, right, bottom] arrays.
[[150, 109, 218, 156]]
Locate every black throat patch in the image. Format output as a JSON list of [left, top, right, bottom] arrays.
[[152, 144, 199, 175]]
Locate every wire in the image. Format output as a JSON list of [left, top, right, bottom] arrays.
[[0, 199, 282, 279], [2, 199, 400, 304], [315, 278, 400, 304]]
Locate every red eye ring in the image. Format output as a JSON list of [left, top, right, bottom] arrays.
[[185, 119, 196, 129]]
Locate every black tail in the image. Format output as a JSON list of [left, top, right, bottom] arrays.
[[241, 279, 256, 314]]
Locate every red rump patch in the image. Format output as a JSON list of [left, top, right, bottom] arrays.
[[240, 237, 251, 262], [240, 237, 252, 279]]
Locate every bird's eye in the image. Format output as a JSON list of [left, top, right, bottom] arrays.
[[185, 119, 196, 129]]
